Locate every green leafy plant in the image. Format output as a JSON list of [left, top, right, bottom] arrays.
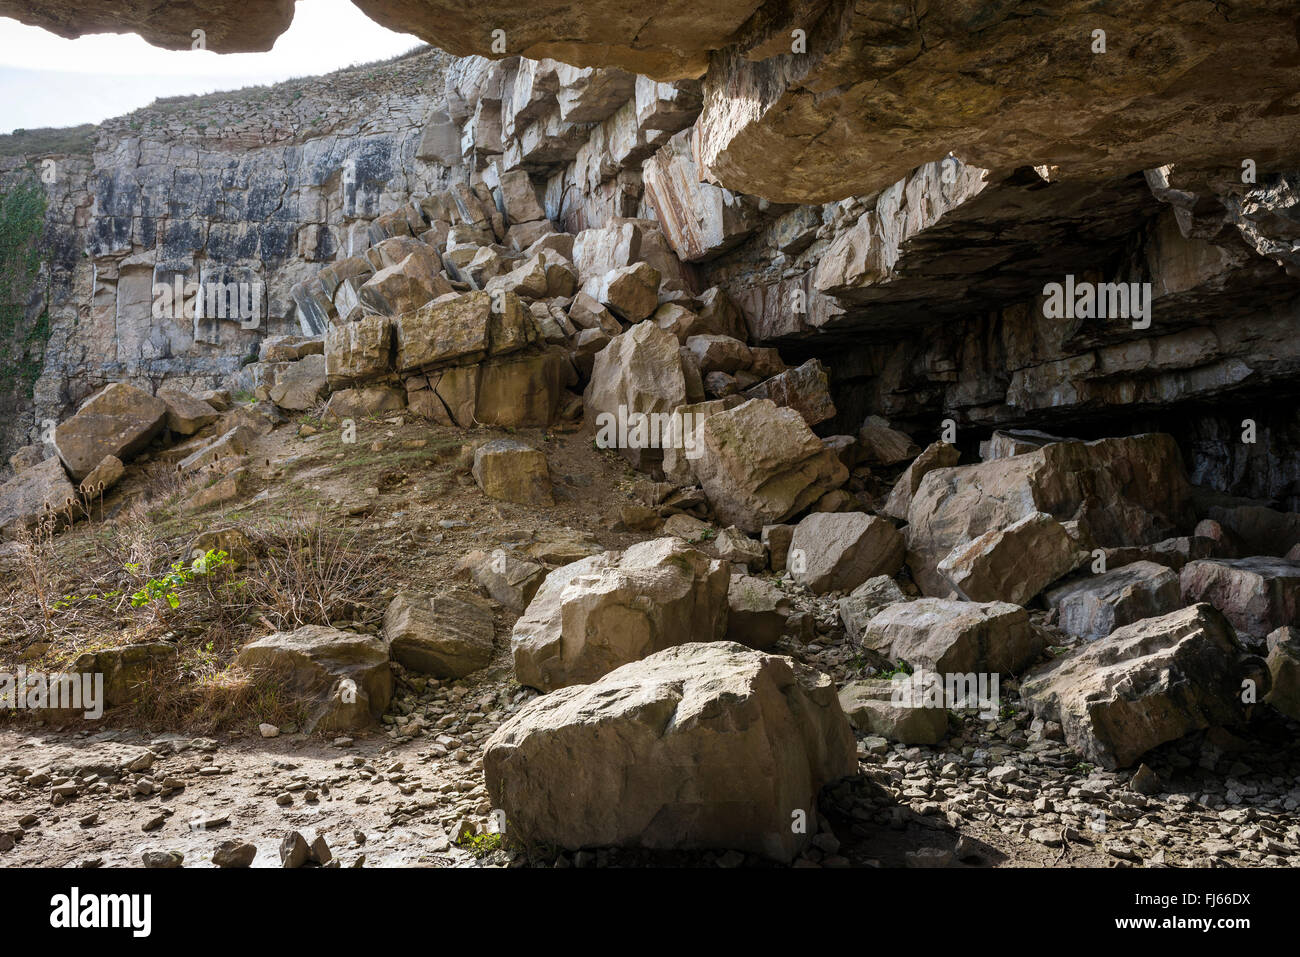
[[127, 549, 234, 610]]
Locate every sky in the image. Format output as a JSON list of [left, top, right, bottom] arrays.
[[0, 0, 423, 135]]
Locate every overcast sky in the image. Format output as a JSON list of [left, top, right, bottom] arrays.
[[0, 0, 422, 135]]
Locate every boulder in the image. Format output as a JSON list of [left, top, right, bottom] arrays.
[[1180, 558, 1300, 639], [396, 291, 532, 373], [53, 383, 167, 480], [511, 537, 728, 692], [693, 399, 848, 534], [484, 641, 856, 862], [234, 625, 392, 734], [472, 439, 553, 506], [857, 417, 920, 466], [497, 169, 548, 224], [660, 396, 742, 486], [458, 549, 547, 613], [8, 445, 46, 473], [473, 348, 573, 427], [714, 525, 765, 571], [268, 354, 328, 411], [788, 512, 905, 595], [862, 599, 1041, 676], [358, 252, 453, 317], [761, 524, 795, 573], [743, 358, 836, 427], [584, 321, 688, 469], [936, 511, 1084, 605], [70, 643, 177, 708], [0, 456, 78, 538], [907, 434, 1194, 597], [1205, 505, 1300, 557], [157, 390, 218, 435], [1043, 561, 1184, 641], [383, 590, 496, 678], [589, 261, 660, 322], [1265, 626, 1300, 720], [323, 386, 407, 420], [324, 314, 393, 386], [837, 575, 908, 642], [686, 334, 751, 374], [838, 679, 949, 745], [880, 441, 959, 522], [1021, 605, 1267, 769], [78, 455, 124, 496], [726, 574, 790, 649], [176, 426, 254, 474]]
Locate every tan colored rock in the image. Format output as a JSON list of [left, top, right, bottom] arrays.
[[714, 525, 766, 571], [863, 599, 1040, 677], [588, 261, 660, 322], [743, 358, 835, 427], [881, 441, 959, 522], [1265, 627, 1300, 720], [268, 354, 328, 411], [838, 679, 949, 746], [325, 314, 393, 386], [395, 291, 490, 372], [497, 169, 547, 224], [511, 537, 727, 692], [235, 626, 392, 734], [70, 643, 177, 708], [8, 445, 46, 473], [485, 642, 857, 864], [472, 439, 553, 506], [474, 349, 572, 428], [0, 456, 78, 538], [1021, 605, 1266, 769], [323, 385, 407, 420], [837, 576, 908, 643], [53, 383, 167, 480], [1180, 558, 1300, 639], [857, 417, 920, 467], [458, 549, 547, 613], [686, 334, 751, 374], [158, 390, 218, 435], [937, 511, 1085, 606], [693, 399, 847, 535], [726, 574, 790, 650], [383, 590, 496, 678], [585, 321, 688, 470], [761, 524, 795, 573], [788, 512, 906, 596], [78, 455, 124, 496], [177, 426, 254, 473], [1043, 561, 1184, 641], [359, 252, 453, 317]]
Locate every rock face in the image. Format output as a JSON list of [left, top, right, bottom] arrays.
[[1044, 561, 1184, 641], [907, 435, 1193, 598], [1179, 558, 1300, 640], [511, 537, 728, 692], [787, 512, 905, 596], [936, 512, 1084, 606], [52, 383, 166, 480], [484, 642, 857, 862], [234, 626, 392, 734], [1021, 605, 1267, 769], [383, 590, 497, 678], [862, 599, 1041, 677], [693, 399, 847, 534]]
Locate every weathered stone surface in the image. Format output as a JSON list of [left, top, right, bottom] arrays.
[[937, 512, 1084, 606], [881, 442, 959, 522], [323, 385, 407, 420], [53, 383, 167, 480], [686, 334, 750, 374], [742, 358, 835, 428], [458, 548, 547, 613], [497, 169, 548, 224], [837, 576, 907, 643], [726, 574, 790, 650], [588, 261, 660, 322], [383, 590, 497, 678], [70, 642, 177, 708], [863, 599, 1040, 677], [269, 354, 328, 411], [511, 537, 728, 692], [907, 434, 1194, 598], [157, 390, 218, 435], [1021, 605, 1266, 769], [693, 399, 847, 535], [396, 291, 531, 373], [1265, 627, 1300, 720], [325, 314, 393, 386], [0, 456, 77, 538], [838, 679, 949, 746], [235, 625, 392, 734], [788, 512, 905, 596], [1044, 561, 1184, 641], [1206, 505, 1300, 557], [8, 445, 46, 473], [485, 641, 856, 863], [584, 321, 688, 470], [472, 439, 553, 506], [176, 426, 254, 474], [857, 418, 920, 467], [78, 455, 125, 496], [359, 252, 453, 318], [1180, 558, 1300, 639], [473, 348, 572, 428]]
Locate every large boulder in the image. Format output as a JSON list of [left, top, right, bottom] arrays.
[[1043, 561, 1184, 641], [458, 549, 547, 613], [880, 441, 959, 522], [907, 434, 1193, 597], [693, 399, 848, 534], [1021, 605, 1267, 769], [358, 251, 453, 317], [742, 358, 836, 427], [268, 354, 329, 411], [862, 599, 1041, 676], [484, 642, 856, 862], [53, 383, 167, 480], [837, 575, 907, 642], [936, 511, 1085, 605], [70, 643, 177, 708], [726, 574, 791, 650], [383, 590, 496, 678], [472, 439, 553, 506], [234, 626, 392, 733], [1179, 557, 1300, 640], [396, 291, 533, 373], [511, 537, 728, 692], [838, 679, 949, 745], [788, 512, 905, 595], [157, 390, 218, 436], [0, 456, 78, 538], [325, 314, 393, 386], [584, 321, 688, 469]]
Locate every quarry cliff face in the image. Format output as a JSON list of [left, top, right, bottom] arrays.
[[4, 15, 1300, 507]]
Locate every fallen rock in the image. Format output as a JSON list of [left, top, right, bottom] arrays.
[[213, 841, 256, 868], [857, 417, 920, 466], [838, 679, 949, 745], [726, 574, 790, 649], [268, 354, 329, 411], [862, 599, 1040, 676], [714, 525, 766, 571], [472, 439, 553, 506], [584, 321, 688, 469], [484, 641, 856, 863], [1180, 558, 1300, 639], [458, 549, 547, 613], [234, 626, 392, 734], [837, 576, 908, 642], [742, 358, 836, 427], [788, 512, 905, 595], [70, 643, 177, 708], [1021, 604, 1267, 769], [880, 441, 959, 522], [78, 455, 124, 497], [589, 261, 660, 322], [936, 511, 1084, 605], [383, 590, 496, 678], [1043, 561, 1184, 641], [158, 390, 219, 435], [0, 456, 78, 538], [53, 383, 167, 480], [511, 537, 728, 692], [693, 399, 847, 534]]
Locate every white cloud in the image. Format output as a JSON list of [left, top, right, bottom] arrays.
[[0, 0, 422, 134]]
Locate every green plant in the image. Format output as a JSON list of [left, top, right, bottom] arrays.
[[460, 831, 503, 859], [876, 660, 914, 680], [0, 173, 50, 401], [127, 549, 235, 611]]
